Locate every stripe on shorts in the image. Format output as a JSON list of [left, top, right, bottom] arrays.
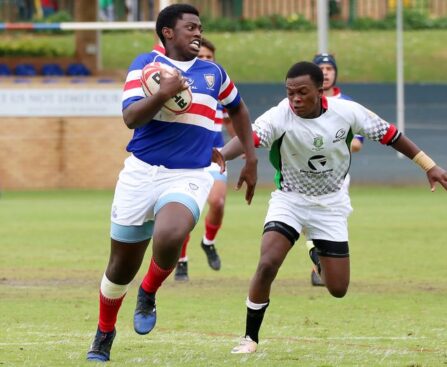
[[154, 193, 200, 223], [110, 221, 154, 243]]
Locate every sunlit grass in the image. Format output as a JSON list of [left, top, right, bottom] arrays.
[[0, 187, 446, 366]]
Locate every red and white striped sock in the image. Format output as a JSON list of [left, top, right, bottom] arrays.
[[97, 274, 128, 332]]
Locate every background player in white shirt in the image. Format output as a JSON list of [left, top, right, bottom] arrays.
[[86, 4, 257, 362], [220, 61, 447, 354], [175, 38, 235, 281]]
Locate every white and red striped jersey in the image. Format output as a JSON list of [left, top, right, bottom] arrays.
[[212, 104, 229, 148], [122, 51, 240, 168]]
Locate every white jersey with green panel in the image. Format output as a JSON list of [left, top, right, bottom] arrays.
[[253, 96, 397, 196]]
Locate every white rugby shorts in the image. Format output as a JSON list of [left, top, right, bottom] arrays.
[[264, 189, 353, 242], [111, 154, 213, 227], [204, 161, 228, 182]]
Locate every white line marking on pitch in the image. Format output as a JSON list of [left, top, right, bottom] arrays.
[[0, 335, 427, 346]]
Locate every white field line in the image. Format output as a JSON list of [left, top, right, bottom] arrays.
[[0, 334, 428, 347]]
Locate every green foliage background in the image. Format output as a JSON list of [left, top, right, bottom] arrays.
[[2, 29, 446, 83]]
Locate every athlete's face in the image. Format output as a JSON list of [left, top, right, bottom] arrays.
[[198, 46, 214, 61], [319, 63, 336, 90], [163, 13, 202, 61], [286, 75, 323, 119]]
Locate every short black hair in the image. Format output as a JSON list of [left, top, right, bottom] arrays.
[[286, 61, 324, 88], [156, 4, 200, 46], [201, 37, 215, 53]]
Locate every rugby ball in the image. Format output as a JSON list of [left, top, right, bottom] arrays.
[[141, 62, 193, 114]]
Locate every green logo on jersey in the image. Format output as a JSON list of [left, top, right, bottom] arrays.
[[313, 135, 324, 150]]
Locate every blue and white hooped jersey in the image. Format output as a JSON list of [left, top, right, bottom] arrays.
[[122, 52, 241, 169]]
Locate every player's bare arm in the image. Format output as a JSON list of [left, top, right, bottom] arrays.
[[220, 136, 244, 161], [390, 134, 447, 191], [123, 68, 188, 129], [350, 137, 363, 153], [223, 117, 236, 138], [227, 100, 258, 204], [211, 148, 226, 174]]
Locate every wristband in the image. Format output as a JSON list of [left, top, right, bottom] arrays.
[[412, 151, 436, 172]]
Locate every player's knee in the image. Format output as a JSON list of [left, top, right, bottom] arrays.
[[256, 257, 280, 281], [155, 226, 187, 249], [327, 283, 349, 298], [207, 195, 225, 213], [107, 260, 139, 284]]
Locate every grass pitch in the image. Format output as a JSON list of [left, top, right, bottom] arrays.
[[0, 186, 446, 366]]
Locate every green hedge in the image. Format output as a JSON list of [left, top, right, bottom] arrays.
[[335, 10, 447, 30], [202, 10, 447, 32], [1, 10, 446, 58], [0, 39, 67, 57]]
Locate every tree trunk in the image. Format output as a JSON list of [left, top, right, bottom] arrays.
[[75, 1, 99, 74]]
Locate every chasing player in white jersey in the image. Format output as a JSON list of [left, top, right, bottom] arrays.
[[219, 61, 447, 354], [308, 53, 364, 286], [86, 4, 257, 362]]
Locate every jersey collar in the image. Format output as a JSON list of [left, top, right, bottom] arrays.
[[321, 95, 328, 111], [332, 87, 342, 98]]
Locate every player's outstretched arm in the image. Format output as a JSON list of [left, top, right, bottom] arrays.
[[227, 100, 258, 204], [220, 136, 244, 161], [425, 165, 447, 191], [391, 134, 447, 191], [211, 148, 226, 174], [351, 137, 363, 153]]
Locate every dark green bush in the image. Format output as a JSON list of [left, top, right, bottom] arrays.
[[31, 11, 74, 34], [253, 16, 274, 30], [329, 19, 349, 30], [238, 18, 257, 31], [41, 10, 73, 23], [0, 40, 65, 57], [402, 9, 434, 29], [201, 10, 446, 32], [284, 14, 314, 31], [351, 17, 394, 30], [350, 10, 443, 31], [433, 17, 447, 28], [202, 16, 242, 32]]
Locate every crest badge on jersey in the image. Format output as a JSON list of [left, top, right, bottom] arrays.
[[186, 77, 196, 89], [312, 135, 324, 151], [204, 74, 215, 89]]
